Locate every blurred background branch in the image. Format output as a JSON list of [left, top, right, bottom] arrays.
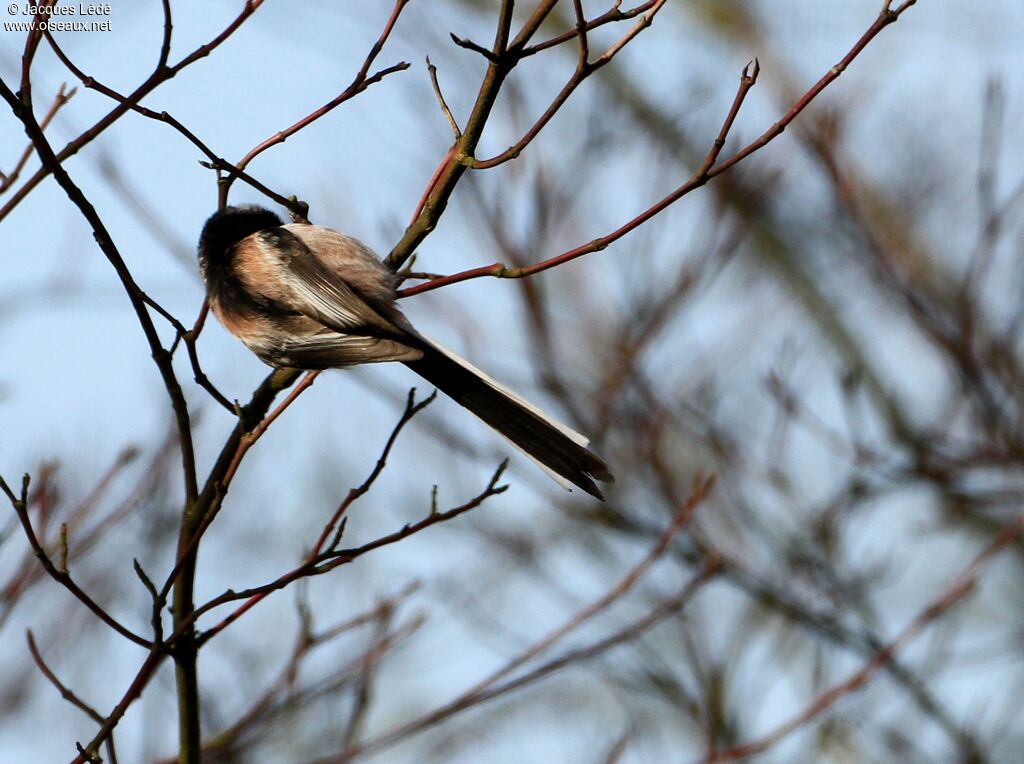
[[2, 1, 1023, 762]]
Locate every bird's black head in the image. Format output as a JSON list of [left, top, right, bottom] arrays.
[[198, 205, 285, 271]]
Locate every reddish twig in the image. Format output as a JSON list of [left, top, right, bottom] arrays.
[[69, 650, 164, 764], [224, 0, 412, 203], [408, 145, 456, 226], [397, 58, 756, 297], [385, 1, 537, 270], [708, 2, 914, 177], [222, 370, 322, 487], [398, 1, 917, 297], [449, 32, 499, 62], [320, 461, 507, 563], [0, 83, 75, 194]]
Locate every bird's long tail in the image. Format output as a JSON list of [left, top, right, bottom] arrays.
[[404, 340, 613, 499]]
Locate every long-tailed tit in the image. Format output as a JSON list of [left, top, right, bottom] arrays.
[[198, 205, 613, 499]]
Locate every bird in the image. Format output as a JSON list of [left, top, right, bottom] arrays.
[[198, 205, 613, 499]]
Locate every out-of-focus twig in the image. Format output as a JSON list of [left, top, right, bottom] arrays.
[[343, 557, 722, 761], [702, 513, 1023, 763], [26, 631, 119, 764], [0, 473, 150, 648]]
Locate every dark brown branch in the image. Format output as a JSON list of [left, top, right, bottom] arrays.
[[41, 32, 301, 213], [157, 0, 173, 70], [173, 301, 235, 413], [449, 33, 498, 62], [0, 0, 266, 223], [470, 0, 670, 170], [508, 0, 561, 53], [520, 1, 659, 57], [0, 82, 75, 193], [28, 630, 104, 723]]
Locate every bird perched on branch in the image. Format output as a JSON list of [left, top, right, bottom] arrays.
[[198, 205, 613, 499]]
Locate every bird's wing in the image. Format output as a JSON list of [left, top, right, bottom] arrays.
[[272, 327, 423, 368], [245, 223, 405, 335]]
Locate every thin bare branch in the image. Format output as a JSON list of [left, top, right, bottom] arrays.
[[191, 462, 508, 648], [27, 632, 123, 764], [0, 83, 75, 194], [398, 3, 916, 296], [470, 0, 671, 171], [0, 473, 150, 648], [309, 388, 437, 559], [226, 0, 412, 203], [427, 57, 461, 138], [222, 370, 322, 487], [1, 0, 267, 222], [521, 1, 658, 57]]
